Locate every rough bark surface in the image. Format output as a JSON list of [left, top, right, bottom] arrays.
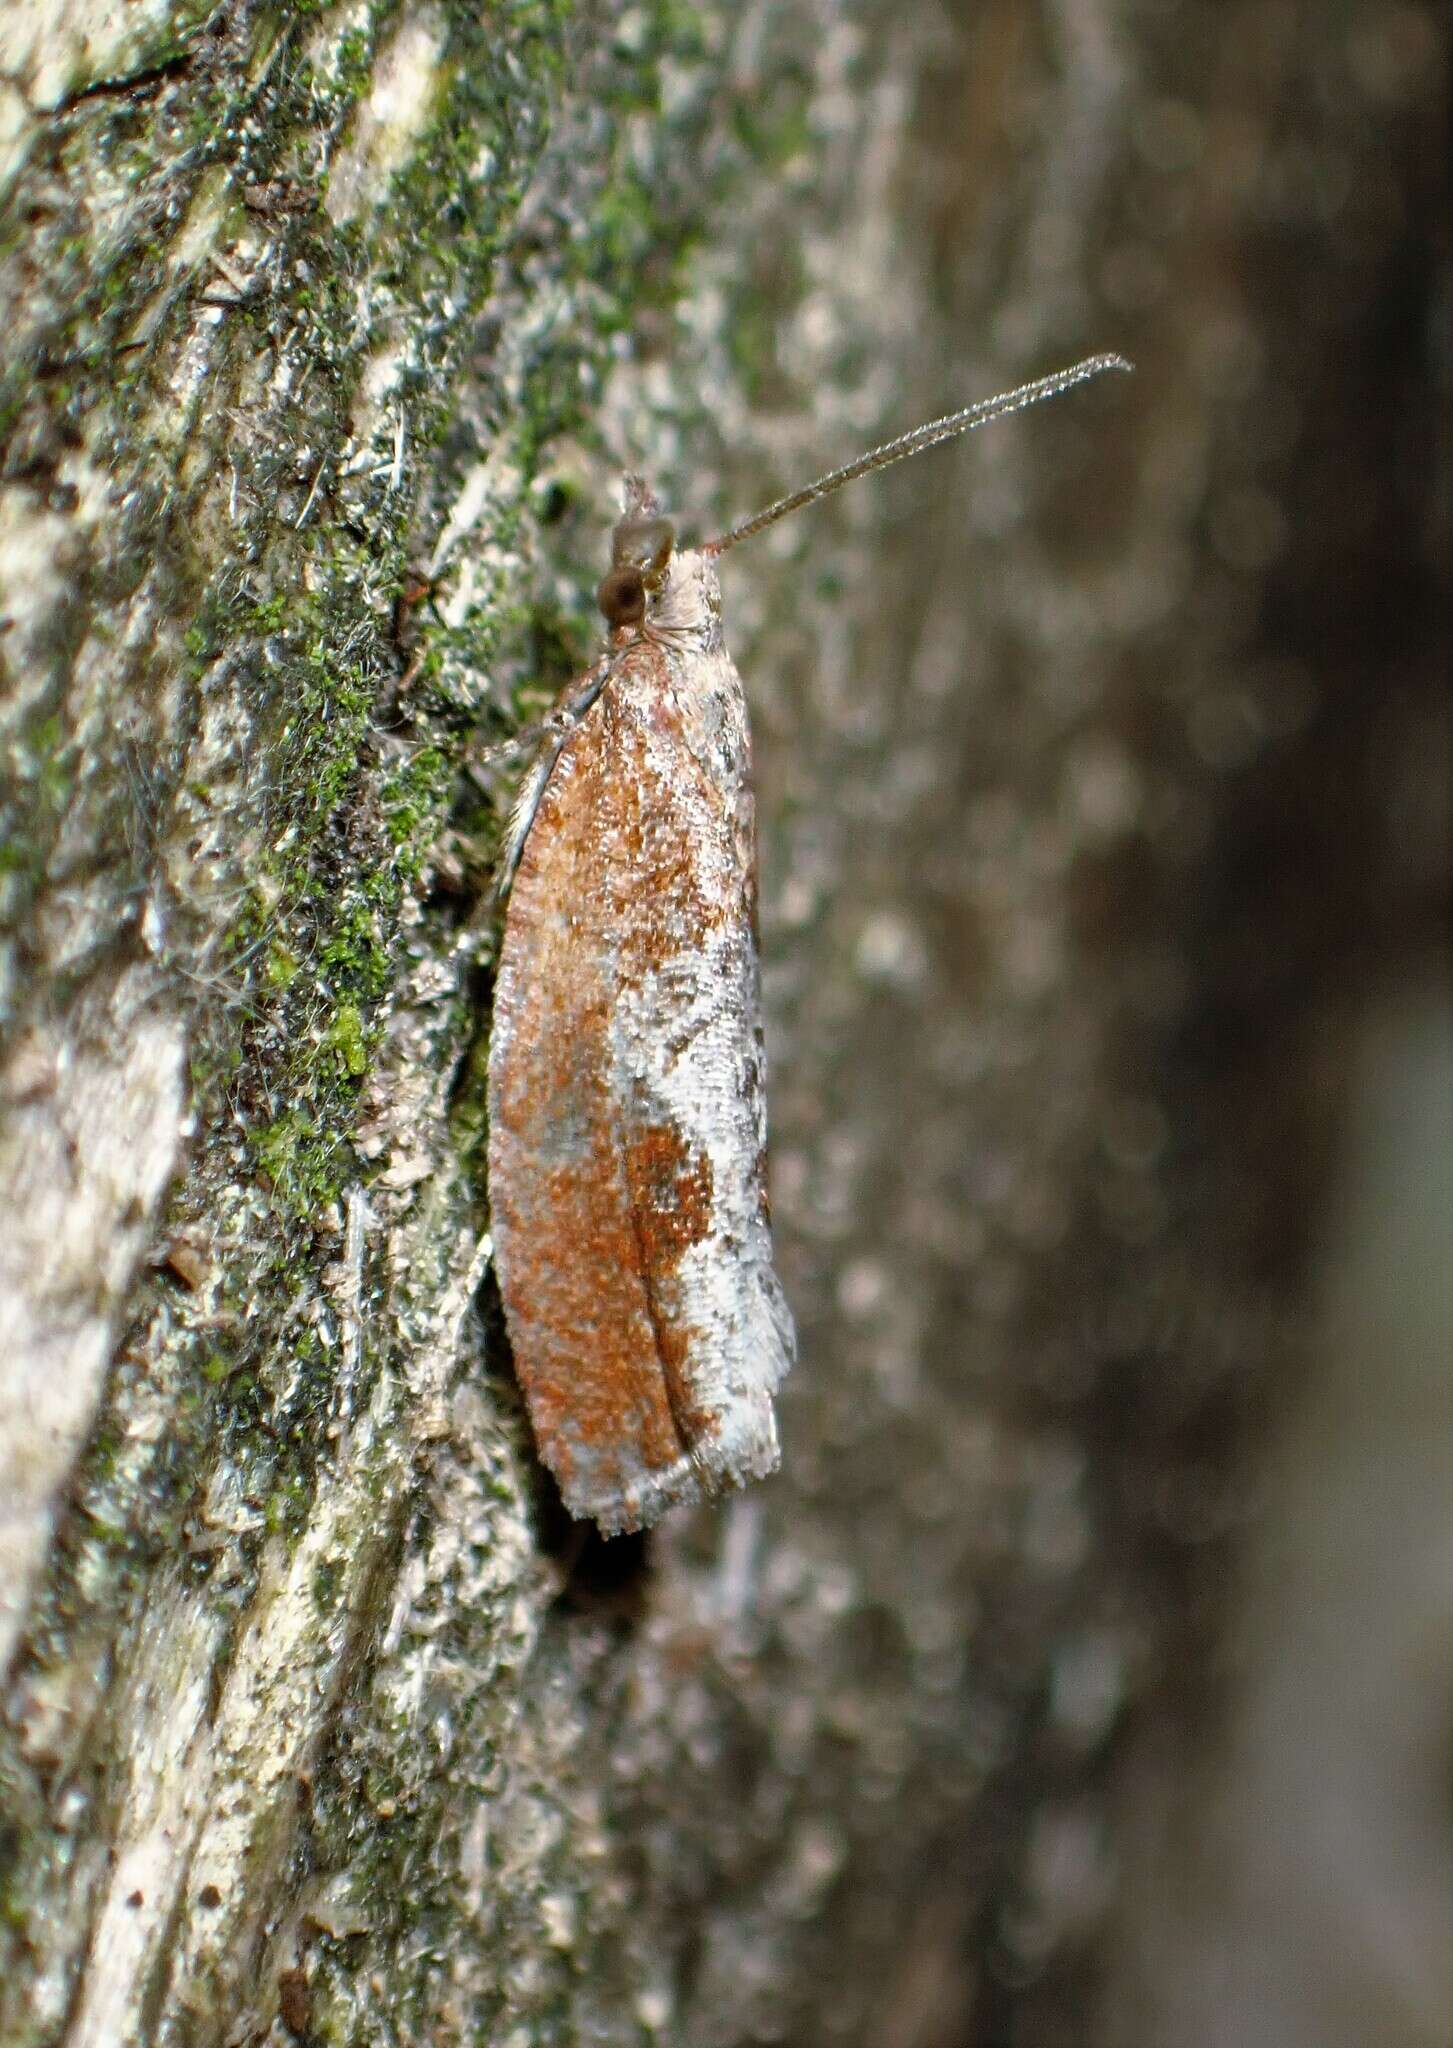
[[0, 2, 1443, 2045]]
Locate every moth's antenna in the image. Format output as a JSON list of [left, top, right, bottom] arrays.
[[708, 352, 1131, 554]]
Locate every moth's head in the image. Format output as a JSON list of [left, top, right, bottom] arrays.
[[597, 475, 722, 645], [592, 355, 1132, 643]]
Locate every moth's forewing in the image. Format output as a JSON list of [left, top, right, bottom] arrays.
[[487, 582, 795, 1534]]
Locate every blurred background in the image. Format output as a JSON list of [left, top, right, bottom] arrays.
[[563, 1, 1448, 2039]]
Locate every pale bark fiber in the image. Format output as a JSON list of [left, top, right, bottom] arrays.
[[0, 3, 1444, 2045]]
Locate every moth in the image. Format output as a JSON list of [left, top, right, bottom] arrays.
[[487, 353, 1129, 1536]]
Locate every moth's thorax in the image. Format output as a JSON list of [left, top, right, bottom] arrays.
[[609, 546, 746, 790], [644, 546, 724, 653]]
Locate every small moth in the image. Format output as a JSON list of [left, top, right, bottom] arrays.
[[487, 353, 1129, 1536]]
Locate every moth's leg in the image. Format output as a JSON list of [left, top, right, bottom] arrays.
[[473, 654, 616, 769], [484, 654, 620, 901]]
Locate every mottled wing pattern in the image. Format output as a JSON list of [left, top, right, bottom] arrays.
[[487, 620, 795, 1534]]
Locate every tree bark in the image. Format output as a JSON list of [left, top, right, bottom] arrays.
[[1, 2, 1443, 2044]]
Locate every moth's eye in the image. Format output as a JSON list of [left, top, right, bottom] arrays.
[[597, 566, 647, 627]]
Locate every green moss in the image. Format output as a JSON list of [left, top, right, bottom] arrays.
[[264, 942, 300, 991], [378, 742, 450, 865], [318, 901, 390, 996], [327, 1000, 369, 1078], [247, 593, 289, 633], [254, 1108, 343, 1214]]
